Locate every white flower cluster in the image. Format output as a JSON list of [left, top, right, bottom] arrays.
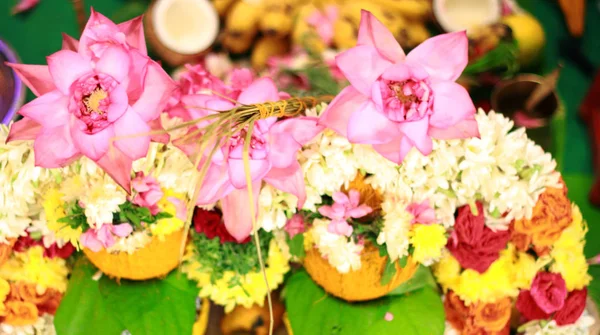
[[0, 314, 56, 335], [520, 310, 595, 335], [257, 185, 298, 232], [0, 125, 57, 244], [105, 231, 153, 254], [294, 108, 562, 271], [310, 219, 363, 273]]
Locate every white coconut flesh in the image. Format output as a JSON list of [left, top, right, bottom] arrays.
[[152, 0, 219, 55], [433, 0, 502, 33]]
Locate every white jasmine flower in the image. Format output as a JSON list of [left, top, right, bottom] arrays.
[[257, 185, 297, 232], [377, 196, 412, 262], [311, 219, 363, 273], [106, 231, 152, 254], [520, 310, 594, 335]]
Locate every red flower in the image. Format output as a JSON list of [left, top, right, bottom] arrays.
[[13, 234, 42, 252], [554, 288, 587, 326], [530, 272, 567, 314], [44, 243, 75, 259], [516, 290, 551, 321], [447, 202, 511, 273], [193, 208, 250, 244]]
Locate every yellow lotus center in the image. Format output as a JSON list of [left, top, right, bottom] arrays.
[[84, 88, 107, 114]]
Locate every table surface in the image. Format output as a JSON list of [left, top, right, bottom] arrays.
[[1, 0, 600, 294]]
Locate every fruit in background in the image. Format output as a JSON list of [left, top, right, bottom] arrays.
[[222, 0, 262, 54], [433, 0, 502, 32], [502, 14, 546, 67], [373, 0, 432, 21], [332, 1, 387, 49], [260, 0, 296, 38], [213, 0, 236, 16], [145, 0, 219, 66], [292, 3, 327, 53], [251, 36, 290, 70], [557, 0, 585, 37]]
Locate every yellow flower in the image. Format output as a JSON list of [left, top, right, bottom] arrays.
[[43, 188, 82, 249], [0, 246, 69, 293], [182, 240, 290, 312], [551, 250, 591, 291], [0, 278, 9, 316], [410, 224, 447, 265], [513, 251, 544, 289], [150, 189, 186, 240], [549, 203, 591, 291], [433, 251, 461, 291], [435, 246, 519, 305]]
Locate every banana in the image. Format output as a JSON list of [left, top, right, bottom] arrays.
[[292, 3, 327, 53], [251, 35, 290, 70], [223, 0, 263, 53], [260, 0, 297, 38], [213, 0, 237, 17]]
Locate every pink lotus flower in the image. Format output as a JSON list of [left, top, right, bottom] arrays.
[[11, 0, 38, 15], [285, 214, 305, 238], [319, 10, 479, 164], [80, 223, 133, 252], [131, 172, 164, 215], [406, 200, 436, 225], [7, 13, 175, 192], [306, 5, 339, 46], [176, 77, 324, 241], [318, 190, 372, 237]]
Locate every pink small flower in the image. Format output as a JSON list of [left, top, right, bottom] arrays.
[[175, 77, 325, 242], [384, 312, 394, 322], [514, 111, 546, 129], [11, 0, 38, 15], [168, 196, 188, 221], [80, 223, 133, 252], [306, 5, 339, 46], [406, 200, 436, 225], [318, 190, 372, 237], [228, 68, 255, 96], [131, 172, 164, 215], [7, 11, 176, 192], [319, 10, 479, 164], [285, 214, 305, 238]]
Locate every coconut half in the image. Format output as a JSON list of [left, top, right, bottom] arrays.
[[146, 0, 219, 66], [433, 0, 502, 33]]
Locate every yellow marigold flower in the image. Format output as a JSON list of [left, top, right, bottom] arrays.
[[439, 246, 519, 305], [0, 278, 9, 316], [410, 224, 447, 265], [513, 251, 542, 289], [150, 189, 186, 239], [183, 240, 290, 313], [550, 203, 590, 291], [433, 251, 461, 291], [551, 251, 591, 291], [0, 246, 69, 293], [43, 188, 82, 249]]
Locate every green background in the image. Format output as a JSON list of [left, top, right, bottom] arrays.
[[1, 0, 600, 301]]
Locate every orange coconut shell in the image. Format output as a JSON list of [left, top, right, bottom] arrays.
[[83, 229, 185, 280], [303, 243, 418, 301]]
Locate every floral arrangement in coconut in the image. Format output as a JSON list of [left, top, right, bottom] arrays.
[[0, 233, 72, 335]]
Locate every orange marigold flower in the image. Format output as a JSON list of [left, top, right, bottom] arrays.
[[0, 239, 15, 267], [512, 183, 572, 248], [444, 291, 471, 331], [3, 300, 38, 326], [472, 297, 512, 332]]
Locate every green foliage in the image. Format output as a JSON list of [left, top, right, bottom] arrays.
[[116, 202, 172, 229], [284, 270, 445, 335], [287, 233, 306, 259], [387, 265, 439, 296], [380, 259, 397, 285], [55, 258, 198, 335], [57, 201, 87, 230], [463, 40, 519, 77], [190, 231, 272, 284]]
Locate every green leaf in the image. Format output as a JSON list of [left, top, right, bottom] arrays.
[[288, 233, 306, 259], [155, 212, 174, 220], [303, 67, 340, 96], [398, 255, 408, 268], [284, 270, 445, 335], [380, 260, 397, 286], [55, 258, 125, 335], [387, 266, 438, 296], [55, 258, 198, 335]]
